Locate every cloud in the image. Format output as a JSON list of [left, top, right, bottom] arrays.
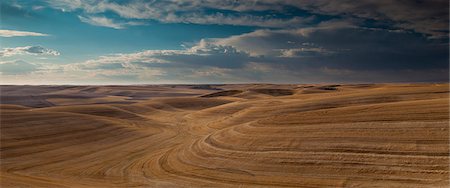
[[63, 19, 448, 83], [5, 0, 446, 83], [45, 0, 316, 28], [45, 0, 448, 37], [212, 20, 354, 56], [0, 60, 38, 75], [78, 15, 144, 29], [215, 23, 448, 71], [0, 29, 48, 37], [284, 0, 449, 38], [0, 46, 60, 57], [78, 15, 123, 29], [280, 47, 334, 58], [32, 6, 45, 11], [69, 39, 250, 72]]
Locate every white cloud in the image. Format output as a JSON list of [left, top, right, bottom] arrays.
[[0, 46, 60, 57], [48, 0, 315, 28], [69, 39, 250, 72], [78, 15, 146, 29], [161, 13, 315, 28], [32, 5, 45, 10], [191, 67, 232, 77], [245, 62, 273, 72], [0, 29, 49, 37], [78, 15, 138, 29], [0, 60, 38, 75], [280, 47, 334, 57]]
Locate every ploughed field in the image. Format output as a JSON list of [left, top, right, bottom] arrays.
[[1, 84, 449, 187]]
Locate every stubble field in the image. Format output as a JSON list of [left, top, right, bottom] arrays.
[[1, 83, 448, 187]]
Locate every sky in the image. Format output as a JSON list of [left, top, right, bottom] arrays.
[[0, 0, 449, 84]]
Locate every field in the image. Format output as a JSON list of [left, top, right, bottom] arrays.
[[1, 84, 449, 187]]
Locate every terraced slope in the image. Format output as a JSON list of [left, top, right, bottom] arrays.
[[1, 84, 448, 187]]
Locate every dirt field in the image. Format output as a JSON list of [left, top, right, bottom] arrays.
[[1, 84, 448, 187]]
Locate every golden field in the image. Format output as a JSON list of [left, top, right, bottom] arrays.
[[1, 84, 449, 187]]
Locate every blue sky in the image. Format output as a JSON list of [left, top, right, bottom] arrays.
[[0, 0, 448, 84]]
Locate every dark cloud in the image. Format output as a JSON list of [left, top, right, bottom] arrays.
[[215, 23, 448, 72], [46, 0, 449, 37], [294, 27, 448, 71]]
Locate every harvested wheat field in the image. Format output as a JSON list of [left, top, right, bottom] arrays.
[[1, 84, 449, 187]]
